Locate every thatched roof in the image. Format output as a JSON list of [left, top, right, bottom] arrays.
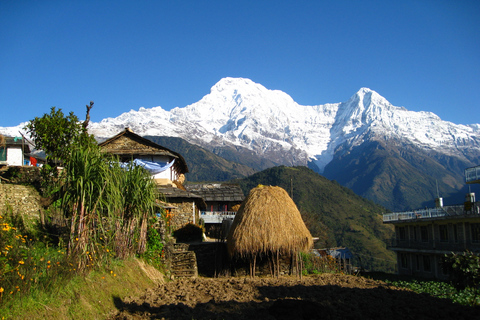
[[227, 185, 313, 257]]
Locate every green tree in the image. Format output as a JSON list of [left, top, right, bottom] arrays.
[[24, 105, 96, 164]]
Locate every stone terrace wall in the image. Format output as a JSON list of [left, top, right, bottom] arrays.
[[0, 182, 43, 227], [0, 166, 42, 186]]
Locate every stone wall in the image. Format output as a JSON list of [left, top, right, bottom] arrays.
[[0, 166, 42, 190], [169, 200, 200, 230], [0, 182, 43, 227]]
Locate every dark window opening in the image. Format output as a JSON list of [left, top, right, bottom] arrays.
[[421, 226, 429, 242], [439, 225, 448, 242]]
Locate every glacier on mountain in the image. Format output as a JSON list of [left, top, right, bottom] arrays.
[[2, 77, 479, 173]]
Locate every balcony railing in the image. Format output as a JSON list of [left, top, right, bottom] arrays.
[[383, 204, 479, 223], [466, 165, 480, 184], [200, 211, 236, 224]]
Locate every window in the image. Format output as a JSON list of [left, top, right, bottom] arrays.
[[0, 147, 6, 162], [423, 256, 431, 272], [398, 227, 406, 241], [400, 253, 408, 269], [413, 226, 417, 241], [439, 225, 448, 242], [421, 226, 429, 242], [471, 223, 480, 243], [415, 255, 420, 271], [453, 224, 458, 243]]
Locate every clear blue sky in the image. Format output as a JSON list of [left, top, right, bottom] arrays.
[[1, 0, 479, 127]]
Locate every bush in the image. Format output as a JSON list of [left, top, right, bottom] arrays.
[[140, 218, 165, 270], [300, 252, 339, 275], [443, 251, 480, 290]]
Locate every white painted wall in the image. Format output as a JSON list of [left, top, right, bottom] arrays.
[[7, 147, 23, 166], [137, 155, 175, 181]]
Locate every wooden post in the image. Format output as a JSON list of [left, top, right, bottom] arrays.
[[276, 249, 280, 278]]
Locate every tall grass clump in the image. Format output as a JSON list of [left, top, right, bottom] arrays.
[[61, 145, 158, 271]]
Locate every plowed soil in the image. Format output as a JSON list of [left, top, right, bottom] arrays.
[[109, 274, 479, 320]]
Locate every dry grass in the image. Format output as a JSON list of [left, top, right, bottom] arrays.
[[227, 185, 313, 258]]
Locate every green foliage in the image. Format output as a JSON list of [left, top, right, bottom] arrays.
[[23, 105, 161, 272], [24, 106, 96, 164], [141, 218, 165, 270], [386, 278, 480, 306], [0, 208, 72, 305], [300, 252, 339, 275], [61, 145, 158, 270], [443, 251, 480, 290], [173, 223, 204, 242]]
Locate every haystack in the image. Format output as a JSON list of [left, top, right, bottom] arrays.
[[226, 185, 313, 277]]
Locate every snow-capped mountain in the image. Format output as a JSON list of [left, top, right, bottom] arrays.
[[2, 77, 479, 210], [86, 77, 480, 173]]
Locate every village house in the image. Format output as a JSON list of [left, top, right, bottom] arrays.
[[185, 183, 245, 238], [383, 165, 480, 279], [185, 184, 245, 223], [0, 135, 31, 166], [98, 128, 205, 230]]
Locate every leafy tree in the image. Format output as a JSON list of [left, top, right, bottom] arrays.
[[24, 105, 97, 197], [24, 105, 96, 164]]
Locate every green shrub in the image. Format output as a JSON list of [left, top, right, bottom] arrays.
[[386, 278, 480, 306], [443, 251, 480, 290], [140, 218, 165, 270], [300, 252, 339, 275]]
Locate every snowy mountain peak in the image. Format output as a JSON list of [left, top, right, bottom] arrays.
[[349, 87, 392, 109], [1, 77, 479, 175]]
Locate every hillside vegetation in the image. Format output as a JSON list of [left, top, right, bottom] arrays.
[[233, 166, 396, 272]]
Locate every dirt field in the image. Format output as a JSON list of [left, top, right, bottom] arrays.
[[109, 274, 479, 320]]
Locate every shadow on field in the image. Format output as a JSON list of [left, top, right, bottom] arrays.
[[110, 281, 480, 320]]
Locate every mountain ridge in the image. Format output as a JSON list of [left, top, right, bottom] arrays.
[[2, 77, 479, 210]]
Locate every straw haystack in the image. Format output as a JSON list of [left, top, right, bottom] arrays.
[[227, 185, 313, 276]]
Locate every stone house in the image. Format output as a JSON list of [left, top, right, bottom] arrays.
[[98, 128, 188, 186], [99, 128, 204, 230]]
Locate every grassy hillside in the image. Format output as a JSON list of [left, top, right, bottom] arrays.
[[233, 166, 396, 272], [0, 258, 164, 319]]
